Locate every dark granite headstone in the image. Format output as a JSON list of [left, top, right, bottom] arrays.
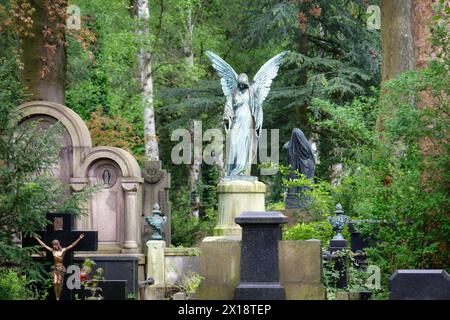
[[234, 211, 288, 300], [348, 221, 371, 253], [74, 280, 128, 300], [74, 255, 139, 298], [389, 269, 450, 300]]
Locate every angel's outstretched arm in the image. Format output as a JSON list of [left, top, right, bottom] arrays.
[[34, 235, 52, 252]]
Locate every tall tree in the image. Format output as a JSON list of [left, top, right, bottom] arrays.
[[135, 0, 159, 161], [19, 0, 68, 104], [380, 0, 435, 81]]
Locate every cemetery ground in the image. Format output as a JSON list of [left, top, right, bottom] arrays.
[[0, 0, 449, 314]]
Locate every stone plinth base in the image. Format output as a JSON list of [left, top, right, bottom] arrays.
[[145, 285, 165, 300], [196, 236, 241, 300], [235, 282, 285, 300], [146, 240, 165, 286], [214, 179, 266, 237]]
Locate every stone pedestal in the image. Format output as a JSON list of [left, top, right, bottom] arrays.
[[197, 236, 241, 300], [234, 211, 287, 300], [279, 240, 326, 300], [145, 240, 165, 300], [214, 179, 266, 237]]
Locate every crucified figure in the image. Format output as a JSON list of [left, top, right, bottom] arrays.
[[34, 233, 84, 300]]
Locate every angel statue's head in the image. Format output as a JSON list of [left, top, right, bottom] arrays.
[[237, 73, 250, 91]]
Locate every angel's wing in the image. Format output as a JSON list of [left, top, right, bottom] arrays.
[[205, 51, 238, 97], [252, 51, 287, 107]]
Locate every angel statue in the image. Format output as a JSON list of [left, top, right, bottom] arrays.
[[206, 51, 287, 176]]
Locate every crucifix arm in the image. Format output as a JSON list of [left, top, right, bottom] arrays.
[[33, 235, 52, 252], [66, 233, 84, 250]]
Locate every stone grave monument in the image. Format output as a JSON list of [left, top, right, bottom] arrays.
[[16, 100, 159, 298], [389, 269, 450, 300]]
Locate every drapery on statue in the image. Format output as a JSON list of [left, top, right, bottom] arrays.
[[206, 51, 287, 176], [34, 234, 84, 300], [283, 128, 316, 209]]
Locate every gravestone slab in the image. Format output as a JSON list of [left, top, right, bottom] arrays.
[[74, 255, 139, 298], [234, 211, 287, 300], [74, 280, 128, 300], [389, 269, 450, 300]]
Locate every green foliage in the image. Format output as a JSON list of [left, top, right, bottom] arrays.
[[279, 164, 337, 219], [170, 187, 215, 247], [173, 271, 204, 296], [283, 221, 334, 247], [0, 268, 41, 300], [323, 249, 383, 300], [308, 6, 450, 290], [81, 258, 105, 300]]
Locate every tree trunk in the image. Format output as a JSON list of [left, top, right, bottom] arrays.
[[380, 0, 415, 82], [136, 0, 159, 161], [19, 0, 66, 104], [378, 0, 435, 130], [188, 120, 202, 218], [184, 9, 194, 66], [183, 10, 201, 217]]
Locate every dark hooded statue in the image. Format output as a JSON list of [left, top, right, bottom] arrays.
[[283, 128, 316, 209]]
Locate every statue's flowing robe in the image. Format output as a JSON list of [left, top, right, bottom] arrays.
[[284, 128, 316, 209], [224, 87, 258, 176]]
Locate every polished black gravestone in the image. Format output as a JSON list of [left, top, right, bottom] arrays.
[[22, 213, 98, 300], [234, 211, 287, 300], [74, 280, 128, 300], [389, 270, 450, 300], [74, 255, 139, 298]]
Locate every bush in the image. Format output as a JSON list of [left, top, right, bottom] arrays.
[[170, 187, 215, 247], [0, 268, 39, 300], [307, 5, 450, 290], [283, 220, 349, 248]]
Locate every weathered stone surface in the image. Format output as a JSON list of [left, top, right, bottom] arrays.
[[279, 240, 326, 300], [196, 236, 241, 300], [146, 240, 165, 286], [172, 292, 187, 300], [389, 269, 450, 300], [214, 180, 265, 237], [164, 248, 200, 286], [17, 101, 144, 254]]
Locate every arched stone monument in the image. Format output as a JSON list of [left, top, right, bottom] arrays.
[[17, 101, 144, 253], [17, 101, 148, 297]]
